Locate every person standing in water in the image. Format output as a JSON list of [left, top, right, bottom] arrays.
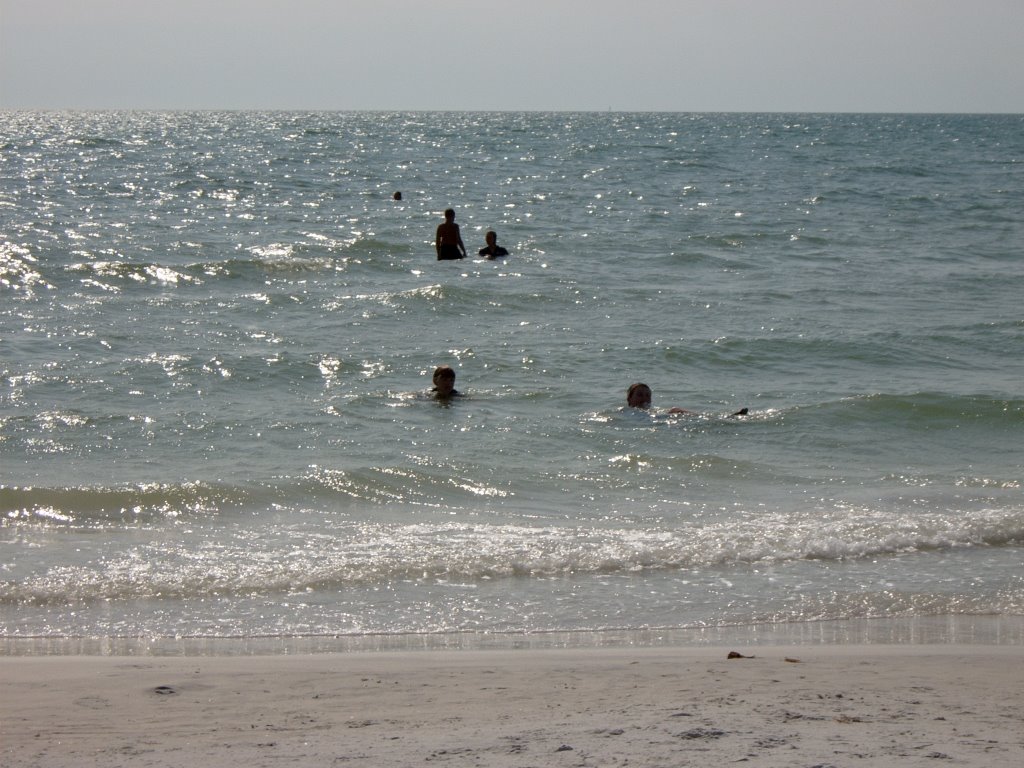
[[436, 208, 467, 260]]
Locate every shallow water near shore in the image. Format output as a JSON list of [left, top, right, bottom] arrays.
[[4, 615, 1024, 657], [2, 111, 1023, 648]]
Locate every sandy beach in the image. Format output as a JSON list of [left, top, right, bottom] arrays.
[[2, 644, 1022, 767]]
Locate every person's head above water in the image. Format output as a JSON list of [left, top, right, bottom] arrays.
[[627, 382, 652, 408], [432, 365, 458, 398]]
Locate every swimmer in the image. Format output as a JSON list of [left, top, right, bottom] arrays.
[[436, 208, 467, 260], [626, 382, 748, 417], [478, 230, 510, 259], [432, 365, 461, 400], [393, 191, 402, 201], [627, 382, 694, 414]]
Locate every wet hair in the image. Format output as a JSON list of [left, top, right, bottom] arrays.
[[433, 365, 456, 384], [627, 382, 652, 407]]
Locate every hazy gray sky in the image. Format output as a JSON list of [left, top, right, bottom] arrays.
[[2, 0, 1022, 112]]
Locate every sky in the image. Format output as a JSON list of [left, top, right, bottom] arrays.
[[2, 0, 1023, 113]]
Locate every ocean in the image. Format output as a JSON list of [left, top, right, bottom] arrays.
[[2, 111, 1022, 653]]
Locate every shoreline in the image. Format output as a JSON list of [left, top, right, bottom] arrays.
[[4, 615, 1024, 657], [3, 644, 1022, 767]]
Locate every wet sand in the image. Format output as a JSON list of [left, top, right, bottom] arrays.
[[3, 645, 1022, 767]]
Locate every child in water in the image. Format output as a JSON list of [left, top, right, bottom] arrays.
[[432, 365, 461, 400], [627, 383, 694, 414], [478, 230, 510, 259], [627, 382, 747, 417]]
